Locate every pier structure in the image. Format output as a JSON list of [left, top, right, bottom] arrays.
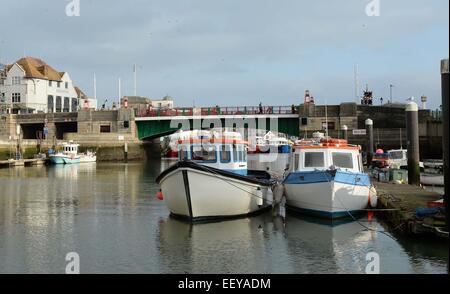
[[441, 59, 449, 231], [406, 101, 420, 185]]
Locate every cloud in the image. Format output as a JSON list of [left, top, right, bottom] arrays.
[[0, 0, 448, 108]]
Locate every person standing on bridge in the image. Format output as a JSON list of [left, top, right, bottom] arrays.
[[259, 102, 263, 114]]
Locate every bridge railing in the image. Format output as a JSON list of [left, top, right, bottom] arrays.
[[137, 105, 298, 117]]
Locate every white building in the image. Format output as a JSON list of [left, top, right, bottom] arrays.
[[0, 57, 89, 114]]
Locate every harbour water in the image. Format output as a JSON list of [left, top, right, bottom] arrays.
[[0, 160, 447, 274]]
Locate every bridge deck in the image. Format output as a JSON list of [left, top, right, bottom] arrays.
[[135, 105, 299, 120]]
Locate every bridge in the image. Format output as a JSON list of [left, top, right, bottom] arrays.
[[135, 105, 300, 140]]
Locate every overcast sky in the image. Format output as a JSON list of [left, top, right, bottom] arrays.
[[0, 0, 448, 108]]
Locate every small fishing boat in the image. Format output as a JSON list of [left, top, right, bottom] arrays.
[[49, 142, 81, 164], [79, 150, 97, 163], [156, 130, 275, 222], [283, 132, 377, 219]]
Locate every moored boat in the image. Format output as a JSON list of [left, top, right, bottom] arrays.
[[79, 151, 97, 163], [49, 142, 81, 164], [283, 132, 377, 219], [156, 131, 275, 221]]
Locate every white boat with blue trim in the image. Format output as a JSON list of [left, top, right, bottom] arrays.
[[49, 142, 81, 164], [156, 131, 275, 222], [283, 133, 377, 219]]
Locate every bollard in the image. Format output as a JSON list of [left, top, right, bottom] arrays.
[[406, 101, 420, 185], [124, 142, 128, 163], [365, 119, 374, 166], [441, 59, 449, 231], [342, 125, 348, 142]]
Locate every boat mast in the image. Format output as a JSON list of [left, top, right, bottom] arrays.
[[325, 101, 329, 138]]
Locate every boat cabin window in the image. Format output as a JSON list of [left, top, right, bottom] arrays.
[[191, 145, 217, 162], [304, 152, 325, 168], [220, 145, 231, 163], [332, 152, 353, 169], [389, 151, 404, 160], [234, 145, 246, 162]]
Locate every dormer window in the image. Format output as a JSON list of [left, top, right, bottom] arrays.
[[12, 76, 20, 85], [49, 80, 52, 87]]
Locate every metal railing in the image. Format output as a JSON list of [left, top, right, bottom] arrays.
[[136, 105, 299, 117]]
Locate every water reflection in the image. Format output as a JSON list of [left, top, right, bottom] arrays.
[[0, 162, 447, 274]]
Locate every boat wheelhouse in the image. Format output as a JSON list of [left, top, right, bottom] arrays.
[[283, 133, 376, 219]]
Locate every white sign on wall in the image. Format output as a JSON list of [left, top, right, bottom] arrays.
[[352, 129, 367, 136]]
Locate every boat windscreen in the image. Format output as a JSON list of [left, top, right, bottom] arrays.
[[191, 145, 217, 162], [304, 152, 325, 168], [332, 152, 354, 169]]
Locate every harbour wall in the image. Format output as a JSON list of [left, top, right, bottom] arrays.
[[0, 109, 148, 161]]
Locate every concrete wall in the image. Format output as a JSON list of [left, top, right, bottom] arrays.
[[0, 109, 145, 161]]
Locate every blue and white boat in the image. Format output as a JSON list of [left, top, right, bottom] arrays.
[[49, 142, 81, 164], [283, 132, 377, 219], [156, 130, 275, 221]]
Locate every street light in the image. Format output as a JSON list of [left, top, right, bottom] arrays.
[[389, 84, 395, 104]]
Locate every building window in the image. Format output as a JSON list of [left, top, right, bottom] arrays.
[[63, 97, 70, 112], [12, 93, 21, 103], [0, 92, 5, 103], [12, 76, 21, 85], [48, 95, 54, 113], [100, 125, 111, 133], [49, 80, 52, 87], [322, 121, 335, 131], [65, 82, 69, 89], [57, 81, 61, 88], [71, 98, 78, 112], [55, 96, 62, 112]]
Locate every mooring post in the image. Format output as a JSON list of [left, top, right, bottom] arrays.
[[441, 59, 449, 231], [124, 142, 128, 162], [365, 119, 374, 166], [406, 101, 420, 185], [342, 125, 348, 142]]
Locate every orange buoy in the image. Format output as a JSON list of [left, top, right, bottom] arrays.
[[156, 190, 164, 201], [367, 211, 374, 222]]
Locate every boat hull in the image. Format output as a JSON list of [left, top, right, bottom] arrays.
[[157, 162, 273, 221], [79, 156, 97, 163], [283, 171, 375, 219], [49, 155, 80, 164]]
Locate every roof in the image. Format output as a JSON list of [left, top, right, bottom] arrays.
[[6, 57, 64, 81], [74, 86, 87, 99]]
